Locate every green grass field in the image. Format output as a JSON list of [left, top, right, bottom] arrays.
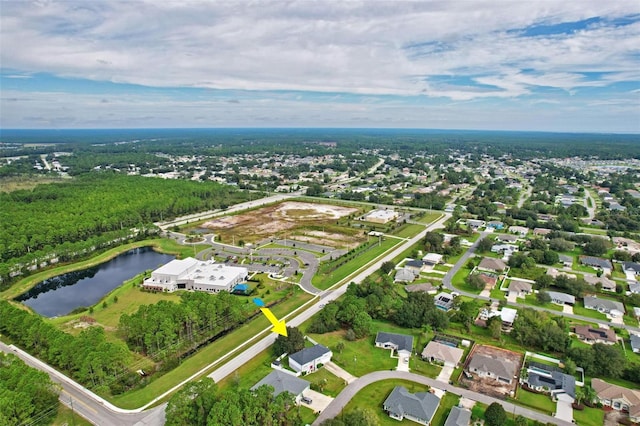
[[339, 379, 429, 425], [514, 387, 555, 415], [572, 406, 605, 426], [394, 223, 426, 238], [306, 367, 347, 397], [431, 392, 460, 426], [52, 404, 93, 426]]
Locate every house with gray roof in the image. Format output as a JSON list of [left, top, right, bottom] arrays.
[[579, 256, 612, 271], [558, 254, 573, 268], [466, 353, 517, 384], [630, 282, 640, 294], [496, 233, 518, 243], [434, 292, 455, 311], [288, 344, 332, 374], [251, 369, 310, 403], [524, 365, 576, 399], [383, 386, 440, 425], [623, 262, 640, 276], [547, 291, 576, 306], [375, 332, 414, 358], [394, 268, 416, 283], [630, 334, 640, 354], [583, 296, 625, 317], [444, 406, 471, 426]]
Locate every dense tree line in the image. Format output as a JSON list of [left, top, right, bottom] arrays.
[[511, 308, 571, 354], [165, 378, 301, 426], [0, 301, 134, 395], [0, 173, 252, 283], [308, 275, 448, 336], [119, 292, 247, 359], [0, 352, 59, 426]]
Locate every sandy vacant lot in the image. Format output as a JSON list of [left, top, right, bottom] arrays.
[[460, 344, 522, 399], [201, 201, 362, 247]]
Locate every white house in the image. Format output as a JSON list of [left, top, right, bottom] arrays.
[[288, 344, 333, 374]]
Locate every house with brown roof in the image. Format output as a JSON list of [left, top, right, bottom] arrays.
[[572, 325, 617, 345], [477, 258, 507, 273], [533, 228, 552, 236], [583, 275, 616, 292], [405, 283, 438, 294], [421, 341, 464, 368], [592, 378, 640, 423], [507, 280, 532, 298]]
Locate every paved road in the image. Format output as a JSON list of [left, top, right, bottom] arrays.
[[312, 371, 573, 426], [0, 342, 166, 426]]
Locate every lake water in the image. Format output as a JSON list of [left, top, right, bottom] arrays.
[[16, 247, 174, 317]]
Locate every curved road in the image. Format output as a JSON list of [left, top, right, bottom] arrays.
[[313, 371, 573, 426]]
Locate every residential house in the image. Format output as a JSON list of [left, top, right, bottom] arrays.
[[444, 406, 471, 426], [476, 272, 498, 288], [495, 234, 518, 243], [375, 332, 414, 358], [406, 260, 427, 275], [558, 254, 573, 268], [630, 334, 640, 353], [251, 370, 310, 403], [421, 341, 464, 367], [635, 307, 640, 320], [546, 268, 577, 280], [394, 268, 416, 283], [533, 228, 552, 237], [572, 325, 617, 345], [288, 344, 333, 374], [507, 280, 532, 298], [583, 296, 625, 317], [630, 282, 640, 294], [405, 283, 438, 294], [434, 292, 455, 311], [547, 291, 576, 306], [523, 363, 576, 399], [491, 244, 518, 257], [583, 275, 616, 292], [477, 258, 507, 274], [592, 378, 640, 423], [466, 353, 517, 384], [467, 219, 485, 230], [383, 386, 440, 425], [579, 256, 613, 271], [486, 221, 504, 230], [422, 253, 444, 267], [508, 226, 529, 237], [623, 261, 640, 277]]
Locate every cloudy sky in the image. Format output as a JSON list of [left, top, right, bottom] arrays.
[[1, 1, 639, 132]]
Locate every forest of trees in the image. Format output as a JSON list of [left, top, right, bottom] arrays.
[[119, 291, 248, 360], [165, 378, 302, 426], [0, 352, 59, 426], [0, 173, 253, 284], [0, 301, 135, 395]]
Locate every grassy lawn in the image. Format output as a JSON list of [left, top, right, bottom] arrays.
[[431, 392, 460, 426], [52, 404, 93, 426], [416, 212, 442, 224], [573, 303, 608, 320], [394, 223, 426, 238], [313, 238, 400, 290], [216, 348, 274, 391], [306, 367, 347, 397], [514, 387, 555, 414], [111, 290, 313, 408], [451, 267, 482, 294], [490, 286, 506, 300], [298, 405, 317, 425], [410, 357, 442, 379], [573, 406, 605, 426], [522, 294, 563, 312], [340, 379, 429, 426]]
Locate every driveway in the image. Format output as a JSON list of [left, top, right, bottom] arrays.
[[555, 393, 574, 423], [562, 305, 574, 314], [397, 356, 410, 372], [436, 365, 455, 382], [324, 361, 357, 384], [301, 389, 334, 414]]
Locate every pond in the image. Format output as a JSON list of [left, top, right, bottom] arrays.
[[16, 247, 175, 317]]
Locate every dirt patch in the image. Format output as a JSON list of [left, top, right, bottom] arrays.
[[460, 344, 523, 399], [604, 409, 629, 426], [201, 201, 362, 247]]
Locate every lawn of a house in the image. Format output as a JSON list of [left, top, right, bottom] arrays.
[[521, 294, 563, 312], [339, 379, 430, 426], [306, 367, 347, 397], [409, 357, 442, 379], [395, 223, 426, 238], [430, 392, 460, 426], [573, 303, 608, 320], [416, 212, 443, 224], [451, 267, 482, 294], [572, 406, 605, 426], [514, 387, 556, 415]]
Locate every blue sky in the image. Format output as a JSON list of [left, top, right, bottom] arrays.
[[1, 1, 639, 132]]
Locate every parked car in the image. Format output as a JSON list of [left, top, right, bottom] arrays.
[[301, 396, 313, 404]]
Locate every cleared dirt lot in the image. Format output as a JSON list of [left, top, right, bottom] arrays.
[[460, 344, 523, 399], [201, 201, 364, 248]]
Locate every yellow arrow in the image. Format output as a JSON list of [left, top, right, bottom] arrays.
[[260, 307, 288, 336]]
